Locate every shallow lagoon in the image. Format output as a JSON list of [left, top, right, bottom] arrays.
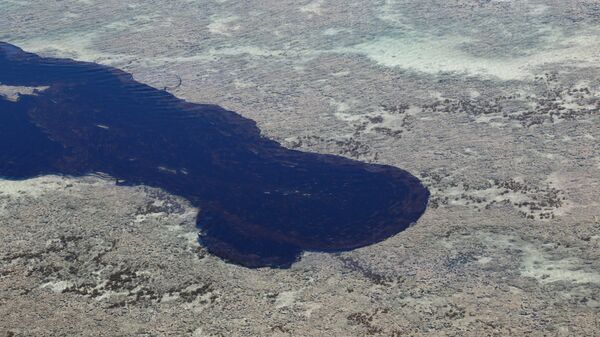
[[0, 42, 428, 268]]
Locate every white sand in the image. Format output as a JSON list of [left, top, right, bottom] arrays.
[[344, 28, 600, 80], [0, 84, 48, 101]]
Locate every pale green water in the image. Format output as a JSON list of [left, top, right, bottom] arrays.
[[2, 0, 599, 80]]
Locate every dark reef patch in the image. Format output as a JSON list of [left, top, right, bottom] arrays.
[[0, 42, 429, 268]]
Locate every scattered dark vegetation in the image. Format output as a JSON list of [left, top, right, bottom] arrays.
[[347, 309, 388, 335], [286, 135, 375, 159], [421, 168, 565, 220], [339, 256, 401, 287], [420, 73, 599, 127]]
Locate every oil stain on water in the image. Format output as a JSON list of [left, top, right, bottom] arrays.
[[0, 42, 429, 268]]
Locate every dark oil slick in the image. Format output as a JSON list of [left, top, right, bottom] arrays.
[[0, 42, 429, 268]]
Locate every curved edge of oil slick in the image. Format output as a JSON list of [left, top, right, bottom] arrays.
[[0, 42, 429, 268]]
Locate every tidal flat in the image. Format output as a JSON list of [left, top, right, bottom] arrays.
[[1, 0, 599, 336]]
